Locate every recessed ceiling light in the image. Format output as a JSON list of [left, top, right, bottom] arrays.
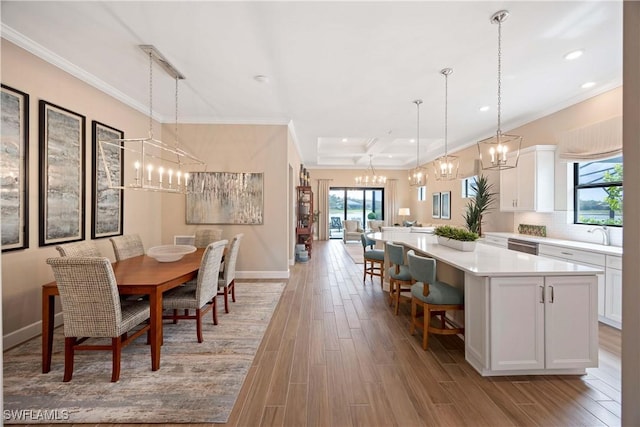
[[341, 138, 348, 143], [581, 81, 596, 89], [479, 106, 490, 112], [253, 75, 269, 83], [564, 50, 584, 60]]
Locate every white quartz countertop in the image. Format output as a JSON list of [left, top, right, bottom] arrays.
[[368, 231, 604, 277], [483, 232, 622, 257]]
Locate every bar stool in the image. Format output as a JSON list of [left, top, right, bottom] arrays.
[[360, 234, 384, 286], [385, 242, 413, 315], [407, 250, 464, 350]]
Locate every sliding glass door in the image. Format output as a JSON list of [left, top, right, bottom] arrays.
[[328, 187, 384, 238]]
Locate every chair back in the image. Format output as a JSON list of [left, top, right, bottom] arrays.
[[221, 234, 243, 286], [343, 220, 361, 232], [330, 217, 342, 229], [46, 257, 122, 338], [407, 250, 436, 285], [368, 220, 384, 232], [195, 240, 227, 306], [56, 241, 101, 257], [386, 242, 405, 267], [109, 234, 144, 261], [194, 229, 223, 248], [360, 233, 376, 250], [174, 235, 196, 246]]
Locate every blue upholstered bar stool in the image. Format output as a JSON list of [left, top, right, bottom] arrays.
[[407, 250, 464, 350], [385, 242, 413, 315], [360, 234, 384, 286]]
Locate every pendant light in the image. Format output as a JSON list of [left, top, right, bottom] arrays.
[[355, 154, 386, 186], [408, 99, 428, 186], [434, 68, 459, 180], [476, 10, 522, 171]]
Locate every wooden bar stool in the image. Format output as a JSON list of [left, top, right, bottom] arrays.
[[360, 234, 384, 286], [385, 242, 413, 315]]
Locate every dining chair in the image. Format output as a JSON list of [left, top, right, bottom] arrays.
[[56, 241, 101, 257], [109, 234, 145, 261], [360, 233, 384, 286], [194, 229, 223, 248], [386, 242, 413, 315], [46, 257, 151, 382], [218, 233, 243, 313], [162, 240, 227, 342], [406, 250, 464, 350]]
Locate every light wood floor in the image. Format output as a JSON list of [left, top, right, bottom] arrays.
[[43, 239, 623, 426]]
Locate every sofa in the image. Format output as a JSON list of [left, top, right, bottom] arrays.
[[342, 220, 363, 243]]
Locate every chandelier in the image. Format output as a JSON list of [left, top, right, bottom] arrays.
[[99, 45, 206, 194], [355, 154, 386, 186], [434, 68, 459, 180], [408, 99, 428, 186], [477, 10, 522, 171]]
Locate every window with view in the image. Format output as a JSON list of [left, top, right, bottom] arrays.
[[574, 156, 623, 226], [461, 176, 478, 198]]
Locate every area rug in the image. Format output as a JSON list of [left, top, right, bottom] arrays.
[[2, 282, 285, 424], [343, 242, 364, 264]]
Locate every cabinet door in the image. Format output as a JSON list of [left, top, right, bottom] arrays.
[[499, 166, 519, 211], [544, 276, 598, 369], [490, 277, 545, 371], [514, 151, 536, 211], [605, 267, 622, 324]]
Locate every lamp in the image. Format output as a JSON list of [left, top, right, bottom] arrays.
[[434, 68, 459, 180], [476, 10, 522, 171], [398, 208, 410, 224], [408, 100, 428, 186], [355, 154, 386, 186], [99, 45, 206, 194]]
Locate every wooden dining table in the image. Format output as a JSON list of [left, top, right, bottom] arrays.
[[41, 248, 205, 373]]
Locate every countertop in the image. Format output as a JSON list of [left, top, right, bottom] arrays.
[[483, 232, 622, 257], [368, 231, 603, 277]]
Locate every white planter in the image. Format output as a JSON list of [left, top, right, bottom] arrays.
[[437, 236, 477, 252]]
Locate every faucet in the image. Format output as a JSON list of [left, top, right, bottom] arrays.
[[588, 226, 610, 246]]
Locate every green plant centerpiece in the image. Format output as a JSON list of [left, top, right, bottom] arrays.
[[434, 225, 479, 252], [463, 174, 497, 236]]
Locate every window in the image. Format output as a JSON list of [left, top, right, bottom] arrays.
[[461, 175, 478, 198], [417, 186, 427, 201], [574, 156, 623, 226], [328, 187, 384, 231]]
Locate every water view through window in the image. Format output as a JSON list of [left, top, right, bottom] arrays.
[[328, 187, 384, 238], [574, 156, 623, 226]]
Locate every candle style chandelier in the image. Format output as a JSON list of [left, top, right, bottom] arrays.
[[434, 68, 458, 180], [99, 45, 206, 194], [476, 10, 522, 171], [408, 99, 428, 186], [355, 154, 386, 186]]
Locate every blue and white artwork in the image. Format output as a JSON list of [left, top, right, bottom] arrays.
[[186, 172, 263, 224]]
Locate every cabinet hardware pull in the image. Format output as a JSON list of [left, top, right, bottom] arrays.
[[549, 286, 555, 303], [540, 286, 544, 303]]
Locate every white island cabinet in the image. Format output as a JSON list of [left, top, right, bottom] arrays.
[[368, 231, 602, 377]]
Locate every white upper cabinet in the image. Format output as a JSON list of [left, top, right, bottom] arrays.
[[500, 145, 556, 212]]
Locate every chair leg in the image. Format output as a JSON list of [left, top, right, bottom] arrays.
[[196, 308, 203, 343], [363, 260, 367, 282], [223, 286, 229, 313], [410, 299, 417, 335], [394, 285, 402, 315], [230, 279, 236, 302], [111, 337, 122, 382], [63, 337, 75, 382], [172, 309, 178, 324], [212, 296, 218, 326], [422, 306, 430, 350]]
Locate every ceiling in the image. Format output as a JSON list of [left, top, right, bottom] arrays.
[[0, 1, 623, 170]]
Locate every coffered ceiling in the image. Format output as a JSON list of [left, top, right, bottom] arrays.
[[0, 1, 623, 170]]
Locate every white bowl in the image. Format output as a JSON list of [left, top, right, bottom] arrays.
[[147, 245, 196, 262]]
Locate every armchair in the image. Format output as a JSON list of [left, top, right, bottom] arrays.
[[342, 220, 363, 243]]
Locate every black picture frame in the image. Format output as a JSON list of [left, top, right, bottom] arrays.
[[39, 100, 86, 246], [441, 191, 451, 220], [1, 84, 29, 252], [91, 121, 124, 239]]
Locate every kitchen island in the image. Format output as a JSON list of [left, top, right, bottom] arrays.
[[368, 231, 603, 377]]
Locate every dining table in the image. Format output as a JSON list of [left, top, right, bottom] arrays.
[[41, 248, 205, 373]]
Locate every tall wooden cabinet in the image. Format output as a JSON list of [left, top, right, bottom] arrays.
[[296, 186, 313, 257]]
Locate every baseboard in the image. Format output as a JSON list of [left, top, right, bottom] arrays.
[[4, 312, 64, 350], [235, 270, 290, 280]]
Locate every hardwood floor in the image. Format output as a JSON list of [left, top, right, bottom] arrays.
[[46, 239, 622, 426]]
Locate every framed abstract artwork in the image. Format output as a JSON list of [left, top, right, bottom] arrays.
[[432, 192, 441, 219], [441, 191, 451, 220], [39, 100, 86, 246], [186, 172, 264, 224], [1, 84, 29, 252], [91, 121, 124, 239]]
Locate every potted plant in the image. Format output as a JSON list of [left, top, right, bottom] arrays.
[[367, 211, 379, 220], [434, 225, 479, 251], [463, 174, 497, 236]]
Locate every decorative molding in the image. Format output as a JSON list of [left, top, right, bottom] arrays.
[[236, 270, 290, 280], [3, 312, 63, 351]]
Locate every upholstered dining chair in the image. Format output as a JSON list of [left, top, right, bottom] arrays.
[[360, 234, 384, 286], [385, 242, 413, 315], [406, 250, 464, 350], [56, 241, 102, 257], [194, 229, 223, 248], [218, 233, 243, 313], [46, 257, 151, 382], [109, 234, 145, 261], [162, 240, 227, 342]]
